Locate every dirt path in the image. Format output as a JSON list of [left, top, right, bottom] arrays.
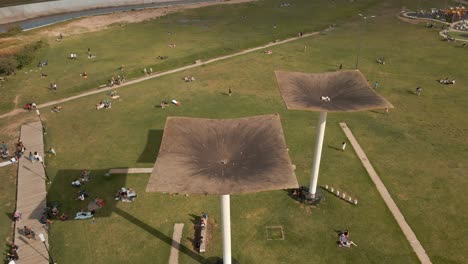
[[0, 29, 326, 119], [339, 122, 432, 264]]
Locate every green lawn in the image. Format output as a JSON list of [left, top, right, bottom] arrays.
[[0, 0, 379, 113], [1, 0, 466, 263], [451, 31, 468, 41], [31, 5, 465, 264]]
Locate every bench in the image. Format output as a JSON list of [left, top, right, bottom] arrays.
[[198, 215, 208, 253]]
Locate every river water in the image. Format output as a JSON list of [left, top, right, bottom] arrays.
[[0, 0, 217, 32]]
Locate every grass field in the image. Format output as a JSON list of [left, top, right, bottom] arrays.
[[0, 0, 378, 113], [0, 0, 467, 263]]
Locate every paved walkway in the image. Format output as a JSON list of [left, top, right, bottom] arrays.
[[0, 28, 329, 120], [108, 168, 153, 174], [168, 223, 185, 264], [15, 121, 49, 264], [339, 123, 432, 264]]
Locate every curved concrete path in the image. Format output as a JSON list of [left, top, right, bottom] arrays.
[[15, 121, 50, 264], [0, 28, 328, 120], [400, 12, 468, 43], [339, 122, 431, 264]]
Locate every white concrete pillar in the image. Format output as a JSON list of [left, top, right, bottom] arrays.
[[309, 111, 327, 198], [220, 195, 231, 264]]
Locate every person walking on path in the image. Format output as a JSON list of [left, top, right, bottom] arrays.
[[228, 88, 232, 96], [339, 63, 343, 70], [28, 152, 35, 162], [341, 141, 347, 152]]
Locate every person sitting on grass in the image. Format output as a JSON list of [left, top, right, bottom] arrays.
[[439, 78, 455, 85], [80, 170, 91, 182], [160, 101, 169, 108], [74, 210, 95, 220], [96, 101, 105, 110], [16, 141, 25, 152], [110, 91, 120, 99], [95, 198, 106, 207], [1, 148, 9, 159], [80, 72, 88, 79], [338, 230, 357, 248], [60, 213, 68, 221], [115, 188, 127, 201], [51, 206, 59, 217], [72, 179, 81, 187], [76, 190, 89, 201], [24, 103, 34, 111], [127, 188, 137, 201], [415, 87, 423, 95], [52, 105, 62, 113], [6, 246, 19, 261]]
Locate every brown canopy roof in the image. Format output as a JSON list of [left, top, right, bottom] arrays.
[[275, 70, 393, 112], [146, 114, 298, 195]]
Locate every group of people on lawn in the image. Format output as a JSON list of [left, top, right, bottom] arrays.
[[1, 140, 29, 161], [115, 187, 138, 202], [69, 170, 106, 219], [109, 75, 125, 87]]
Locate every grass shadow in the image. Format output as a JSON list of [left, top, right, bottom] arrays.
[[48, 169, 125, 218], [368, 110, 386, 115], [48, 169, 205, 262], [114, 207, 205, 263], [137, 129, 163, 163], [327, 145, 340, 151]]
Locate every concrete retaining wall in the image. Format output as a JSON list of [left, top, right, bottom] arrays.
[[0, 0, 184, 24]]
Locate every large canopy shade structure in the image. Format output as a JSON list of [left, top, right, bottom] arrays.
[[146, 114, 298, 264], [275, 70, 393, 112], [275, 70, 393, 199]]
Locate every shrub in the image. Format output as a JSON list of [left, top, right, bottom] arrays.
[[14, 40, 45, 68], [0, 56, 19, 75]]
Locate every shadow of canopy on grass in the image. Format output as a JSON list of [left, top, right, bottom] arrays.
[[47, 169, 205, 263], [137, 129, 164, 163]]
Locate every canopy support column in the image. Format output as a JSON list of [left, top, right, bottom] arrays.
[[221, 194, 232, 264], [309, 111, 327, 198]]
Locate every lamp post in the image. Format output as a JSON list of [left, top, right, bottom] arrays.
[[355, 14, 376, 69], [35, 109, 47, 135], [38, 233, 54, 264], [40, 160, 51, 184]]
